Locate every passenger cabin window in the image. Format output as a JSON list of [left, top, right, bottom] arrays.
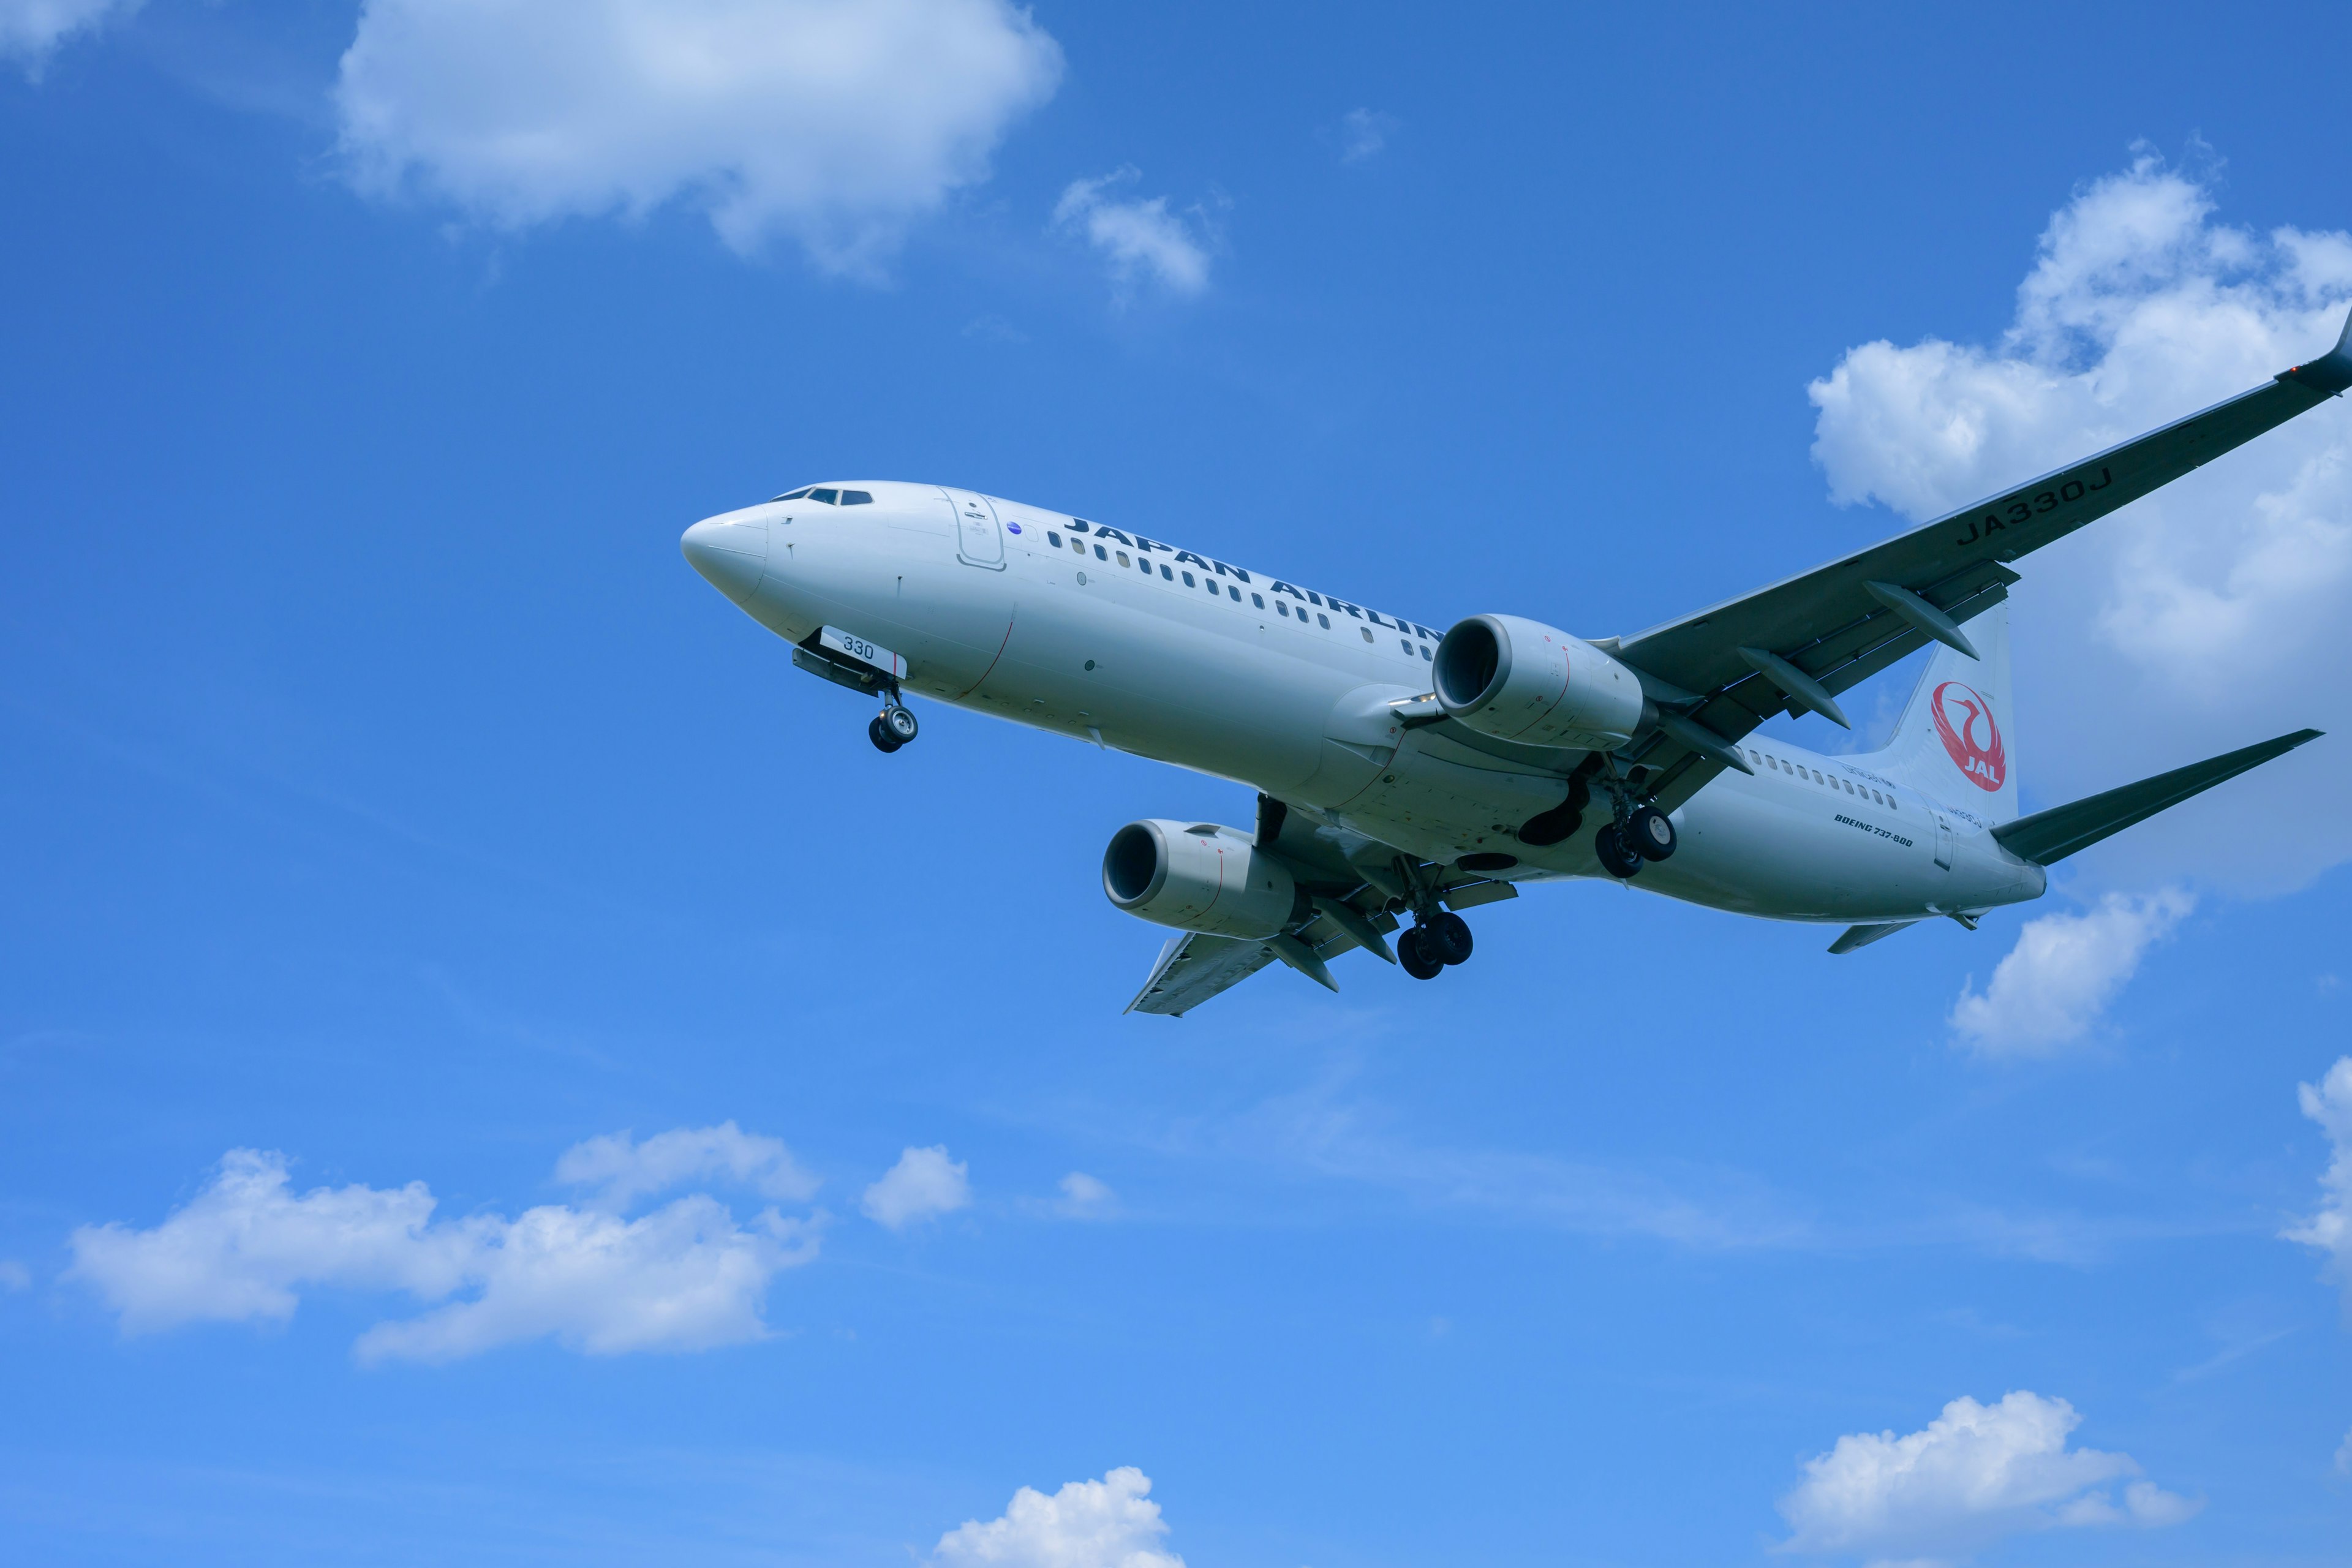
[[1228, 586, 1241, 601], [1182, 571, 1196, 586], [1252, 593, 1265, 608], [1360, 627, 1374, 643], [841, 489, 873, 505], [1117, 551, 1131, 567], [1159, 564, 1172, 580], [1317, 612, 1331, 628], [1047, 530, 1063, 546]]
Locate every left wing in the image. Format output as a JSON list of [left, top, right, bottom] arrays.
[[1604, 309, 2352, 812], [1126, 797, 1510, 1015], [1125, 932, 1279, 1016]]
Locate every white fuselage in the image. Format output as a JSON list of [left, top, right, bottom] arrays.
[[682, 482, 2045, 925]]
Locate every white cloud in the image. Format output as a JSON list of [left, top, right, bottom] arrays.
[[554, 1120, 817, 1209], [0, 0, 138, 75], [861, 1145, 971, 1229], [334, 0, 1063, 274], [66, 1137, 818, 1361], [1779, 1391, 2198, 1565], [2283, 1055, 2352, 1315], [1949, 889, 2191, 1055], [0, 1259, 29, 1291], [1054, 1171, 1115, 1218], [1052, 167, 1214, 298], [932, 1466, 1183, 1568], [353, 1194, 810, 1363], [1330, 107, 1397, 164], [1809, 154, 2352, 891], [2337, 1428, 2352, 1476]]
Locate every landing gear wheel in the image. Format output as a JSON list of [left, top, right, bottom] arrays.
[[1422, 910, 1474, 965], [1628, 804, 1676, 862], [1398, 926, 1445, 981], [881, 704, 919, 744], [867, 714, 903, 753], [1594, 823, 1643, 879]]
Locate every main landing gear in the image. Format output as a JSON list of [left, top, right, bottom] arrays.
[[867, 696, 919, 753], [1596, 802, 1676, 879], [1398, 909, 1474, 981], [1389, 856, 1476, 982]]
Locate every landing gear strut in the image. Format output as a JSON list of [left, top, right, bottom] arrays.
[[1591, 761, 1678, 879], [868, 693, 919, 753], [1396, 861, 1474, 981]]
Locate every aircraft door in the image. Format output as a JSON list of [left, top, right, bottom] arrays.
[[944, 489, 1006, 569], [1932, 812, 1954, 870]]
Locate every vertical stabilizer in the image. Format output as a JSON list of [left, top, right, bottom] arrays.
[[1866, 600, 2019, 821]]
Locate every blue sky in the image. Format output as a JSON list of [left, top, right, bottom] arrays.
[[5, 3, 2352, 1564]]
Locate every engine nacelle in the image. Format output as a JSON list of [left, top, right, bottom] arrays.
[[1432, 612, 1645, 750], [1102, 820, 1305, 939]]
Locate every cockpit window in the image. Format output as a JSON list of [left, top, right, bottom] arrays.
[[809, 488, 840, 504], [772, 487, 812, 501], [841, 489, 873, 505]]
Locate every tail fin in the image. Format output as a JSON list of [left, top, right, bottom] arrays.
[[1868, 599, 2019, 821]]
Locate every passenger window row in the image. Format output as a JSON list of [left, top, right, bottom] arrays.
[[1039, 527, 1433, 660], [1745, 748, 1896, 809]]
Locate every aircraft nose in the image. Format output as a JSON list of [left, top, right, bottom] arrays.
[[680, 515, 768, 604]]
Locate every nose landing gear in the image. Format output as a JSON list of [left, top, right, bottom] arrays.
[[868, 696, 919, 753]]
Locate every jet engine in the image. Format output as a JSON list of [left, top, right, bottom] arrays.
[[1102, 820, 1307, 939], [1432, 613, 1645, 750]]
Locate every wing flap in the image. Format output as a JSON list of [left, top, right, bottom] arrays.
[[1991, 729, 2323, 867], [1124, 933, 1280, 1016]]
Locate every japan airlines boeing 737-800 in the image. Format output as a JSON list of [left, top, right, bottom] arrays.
[[681, 313, 2350, 1014]]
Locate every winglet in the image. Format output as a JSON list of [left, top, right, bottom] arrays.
[[2282, 304, 2352, 396]]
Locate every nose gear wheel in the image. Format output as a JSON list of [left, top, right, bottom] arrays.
[[869, 689, 919, 753]]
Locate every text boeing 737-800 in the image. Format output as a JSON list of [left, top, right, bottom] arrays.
[[681, 312, 2350, 1014]]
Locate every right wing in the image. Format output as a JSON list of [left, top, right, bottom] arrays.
[[1606, 309, 2352, 812]]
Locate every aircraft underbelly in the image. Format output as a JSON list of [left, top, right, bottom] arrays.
[[1650, 779, 1943, 921], [1314, 733, 1567, 865]]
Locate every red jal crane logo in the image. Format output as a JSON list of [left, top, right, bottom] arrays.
[[1931, 680, 2006, 791]]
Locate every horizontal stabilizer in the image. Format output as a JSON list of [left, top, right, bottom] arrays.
[[1828, 920, 1919, 955], [1992, 728, 2323, 867]]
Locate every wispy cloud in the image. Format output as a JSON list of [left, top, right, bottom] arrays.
[[1779, 1391, 2198, 1564], [1327, 107, 1398, 164], [2284, 1055, 2352, 1316], [0, 0, 140, 77], [1052, 167, 1216, 299], [555, 1121, 818, 1211], [1951, 890, 2192, 1056]]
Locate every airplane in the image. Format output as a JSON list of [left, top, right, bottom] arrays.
[[680, 311, 2350, 1014]]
